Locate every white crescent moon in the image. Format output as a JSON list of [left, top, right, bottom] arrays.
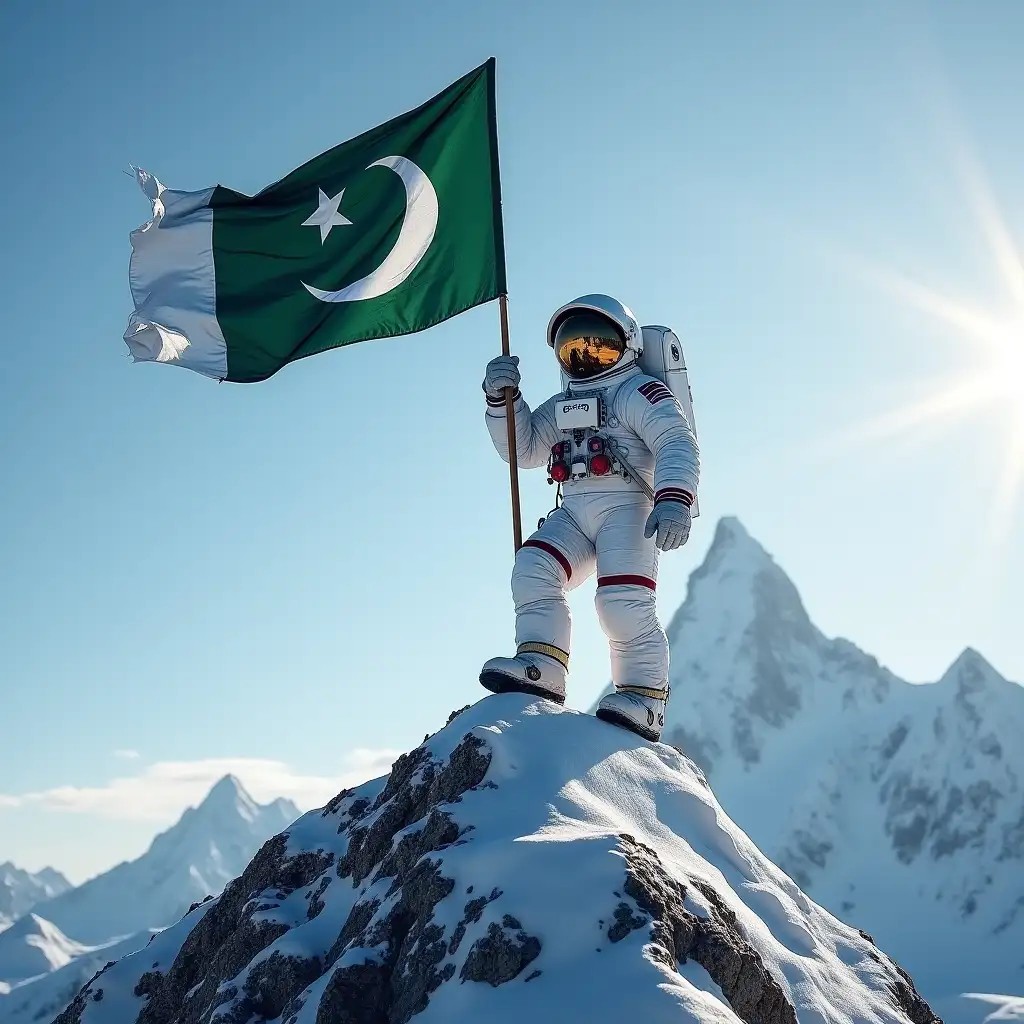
[[302, 156, 439, 303]]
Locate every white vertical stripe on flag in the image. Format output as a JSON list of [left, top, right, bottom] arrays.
[[124, 170, 228, 380]]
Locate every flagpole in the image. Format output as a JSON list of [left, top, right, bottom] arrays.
[[498, 294, 523, 552]]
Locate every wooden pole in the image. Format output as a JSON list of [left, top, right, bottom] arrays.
[[498, 294, 523, 552]]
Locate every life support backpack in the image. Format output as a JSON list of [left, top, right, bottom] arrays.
[[639, 326, 700, 517]]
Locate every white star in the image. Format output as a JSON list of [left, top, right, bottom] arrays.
[[301, 188, 352, 244]]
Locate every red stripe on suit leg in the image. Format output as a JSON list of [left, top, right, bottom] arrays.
[[523, 539, 573, 580], [597, 574, 657, 590]]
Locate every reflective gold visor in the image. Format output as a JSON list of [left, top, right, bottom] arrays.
[[554, 311, 626, 379]]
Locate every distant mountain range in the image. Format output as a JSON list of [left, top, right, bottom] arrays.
[[596, 516, 1024, 1020], [0, 775, 298, 1023], [0, 865, 71, 934]]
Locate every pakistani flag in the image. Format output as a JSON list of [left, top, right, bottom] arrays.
[[125, 59, 505, 383]]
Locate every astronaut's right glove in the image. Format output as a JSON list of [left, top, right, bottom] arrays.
[[644, 501, 692, 551], [482, 354, 521, 399]]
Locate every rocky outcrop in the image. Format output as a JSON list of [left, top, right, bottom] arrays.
[[56, 726, 506, 1024], [614, 834, 798, 1024]]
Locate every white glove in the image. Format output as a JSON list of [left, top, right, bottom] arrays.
[[483, 354, 521, 398], [644, 501, 692, 551]]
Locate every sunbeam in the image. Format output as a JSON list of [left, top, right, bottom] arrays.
[[823, 152, 1024, 551]]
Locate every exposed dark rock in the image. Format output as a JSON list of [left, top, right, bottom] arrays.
[[880, 721, 910, 762], [616, 834, 940, 1024], [316, 734, 496, 1022], [607, 901, 648, 943], [342, 736, 490, 886], [307, 874, 332, 921], [884, 955, 941, 1024], [81, 732, 494, 1024], [322, 788, 353, 818], [316, 961, 389, 1024], [446, 705, 472, 726], [459, 915, 541, 986], [324, 898, 381, 970], [449, 887, 503, 955], [376, 808, 460, 886], [214, 952, 322, 1024], [619, 833, 798, 1024]]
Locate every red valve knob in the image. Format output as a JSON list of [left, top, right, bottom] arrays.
[[590, 454, 612, 476], [550, 461, 570, 482]]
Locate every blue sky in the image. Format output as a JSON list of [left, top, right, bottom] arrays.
[[1, 0, 1022, 882]]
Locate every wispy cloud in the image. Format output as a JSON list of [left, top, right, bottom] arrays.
[[0, 750, 400, 822], [113, 749, 141, 760]]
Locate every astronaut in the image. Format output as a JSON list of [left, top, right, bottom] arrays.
[[480, 294, 700, 742]]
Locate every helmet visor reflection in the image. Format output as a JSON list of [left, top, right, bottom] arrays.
[[554, 312, 626, 379]]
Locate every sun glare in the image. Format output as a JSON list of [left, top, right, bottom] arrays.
[[836, 152, 1024, 547]]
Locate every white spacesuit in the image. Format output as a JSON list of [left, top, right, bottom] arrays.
[[480, 294, 700, 742]]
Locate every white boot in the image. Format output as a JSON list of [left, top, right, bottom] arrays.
[[479, 644, 567, 704], [596, 686, 668, 742]]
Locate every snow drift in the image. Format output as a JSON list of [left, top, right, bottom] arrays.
[[55, 694, 938, 1024]]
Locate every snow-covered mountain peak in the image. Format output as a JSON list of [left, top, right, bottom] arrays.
[[668, 516, 815, 654], [0, 779, 299, 955], [52, 695, 939, 1024], [0, 865, 72, 934], [658, 518, 882, 780], [192, 774, 260, 823], [938, 647, 1014, 699], [0, 914, 89, 982], [631, 519, 1024, 1019]]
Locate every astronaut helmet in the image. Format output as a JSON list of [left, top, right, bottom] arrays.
[[547, 294, 643, 381]]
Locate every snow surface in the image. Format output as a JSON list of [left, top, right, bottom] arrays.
[[67, 695, 935, 1024], [593, 516, 1024, 1020]]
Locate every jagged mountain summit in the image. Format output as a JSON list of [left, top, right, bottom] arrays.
[[0, 865, 71, 933], [601, 515, 1024, 1021], [0, 776, 299, 974], [56, 695, 937, 1024]]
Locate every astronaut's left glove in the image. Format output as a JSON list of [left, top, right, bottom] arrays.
[[644, 501, 692, 551]]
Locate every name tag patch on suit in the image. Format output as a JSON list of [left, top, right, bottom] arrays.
[[555, 397, 600, 429]]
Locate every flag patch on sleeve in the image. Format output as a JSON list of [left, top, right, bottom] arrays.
[[638, 380, 675, 406]]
